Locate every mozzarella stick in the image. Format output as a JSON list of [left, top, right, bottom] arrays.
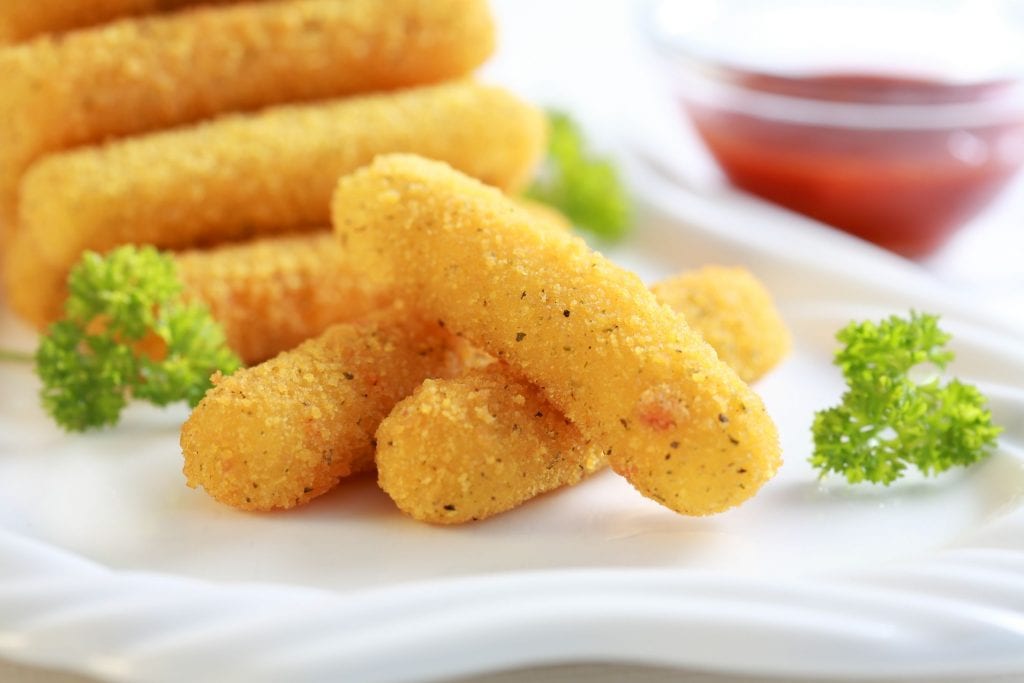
[[180, 306, 460, 512], [0, 1, 247, 45], [377, 364, 606, 524], [0, 0, 495, 233], [334, 155, 782, 516], [651, 266, 790, 384], [175, 232, 392, 364], [6, 81, 545, 327], [378, 266, 789, 524]]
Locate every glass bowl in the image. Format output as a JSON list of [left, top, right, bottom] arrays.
[[647, 0, 1024, 257]]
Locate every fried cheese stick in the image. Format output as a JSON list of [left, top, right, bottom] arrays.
[[650, 266, 791, 384], [334, 155, 782, 516], [0, 0, 247, 45], [377, 267, 789, 524], [378, 364, 606, 524], [174, 233, 393, 365], [0, 0, 495, 236], [6, 81, 545, 328], [180, 306, 460, 511]]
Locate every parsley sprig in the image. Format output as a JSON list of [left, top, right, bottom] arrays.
[[35, 246, 240, 431], [526, 110, 631, 241], [811, 312, 1001, 484]]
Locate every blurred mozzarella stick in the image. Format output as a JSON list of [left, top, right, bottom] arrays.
[[6, 81, 545, 327], [0, 0, 495, 233], [333, 155, 782, 516], [650, 266, 790, 384], [180, 306, 460, 512], [377, 266, 789, 524], [175, 232, 393, 365], [0, 0, 248, 45]]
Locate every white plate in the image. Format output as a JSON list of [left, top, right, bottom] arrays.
[[1, 162, 1023, 683]]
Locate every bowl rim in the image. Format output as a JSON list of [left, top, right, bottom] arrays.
[[643, 0, 1024, 129]]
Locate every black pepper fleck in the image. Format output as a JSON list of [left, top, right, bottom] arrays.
[[516, 332, 526, 342]]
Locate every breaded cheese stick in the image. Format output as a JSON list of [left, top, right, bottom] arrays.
[[0, 0, 247, 45], [177, 201, 569, 364], [651, 266, 790, 384], [334, 155, 782, 516], [377, 364, 606, 524], [175, 232, 392, 365], [7, 81, 545, 328], [0, 0, 496, 233], [377, 266, 789, 524], [180, 305, 459, 511]]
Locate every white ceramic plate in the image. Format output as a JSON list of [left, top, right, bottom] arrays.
[[1, 163, 1022, 683]]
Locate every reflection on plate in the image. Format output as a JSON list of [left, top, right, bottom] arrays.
[[0, 162, 1022, 682]]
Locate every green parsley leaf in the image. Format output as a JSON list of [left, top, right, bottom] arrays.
[[810, 311, 1001, 484], [35, 246, 241, 431], [526, 110, 632, 241]]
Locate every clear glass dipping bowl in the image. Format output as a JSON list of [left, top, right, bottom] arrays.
[[647, 0, 1024, 257]]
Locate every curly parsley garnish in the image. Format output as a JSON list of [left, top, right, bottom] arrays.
[[811, 311, 1001, 484], [35, 245, 240, 431]]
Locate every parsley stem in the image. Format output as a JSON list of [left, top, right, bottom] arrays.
[[0, 349, 33, 363]]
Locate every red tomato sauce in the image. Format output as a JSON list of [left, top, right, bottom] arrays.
[[686, 74, 1024, 257]]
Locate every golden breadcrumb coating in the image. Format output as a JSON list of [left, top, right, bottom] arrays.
[[376, 266, 789, 524], [377, 364, 606, 524], [180, 306, 460, 511], [652, 266, 790, 384], [5, 81, 545, 327], [0, 0, 495, 239], [333, 155, 782, 516], [0, 1, 248, 45], [175, 232, 393, 364]]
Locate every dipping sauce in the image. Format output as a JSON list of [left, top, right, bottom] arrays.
[[685, 74, 1024, 257]]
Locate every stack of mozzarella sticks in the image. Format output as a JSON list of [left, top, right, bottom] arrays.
[[1, 2, 789, 521], [1, 0, 542, 360]]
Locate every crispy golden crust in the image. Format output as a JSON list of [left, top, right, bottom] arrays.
[[175, 232, 393, 364], [377, 364, 606, 524], [0, 0, 248, 45], [6, 81, 545, 327], [333, 155, 782, 516], [376, 266, 789, 524], [0, 0, 495, 234], [180, 306, 460, 511], [652, 266, 790, 384]]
